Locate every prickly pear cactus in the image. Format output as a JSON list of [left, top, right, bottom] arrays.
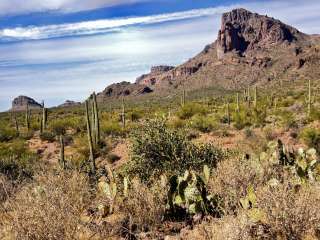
[[296, 148, 320, 182], [167, 169, 223, 217]]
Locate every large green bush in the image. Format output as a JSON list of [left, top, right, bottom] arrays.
[[177, 103, 207, 120], [0, 125, 18, 142], [126, 119, 224, 182], [0, 140, 38, 180]]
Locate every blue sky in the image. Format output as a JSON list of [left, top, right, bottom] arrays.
[[0, 0, 320, 111]]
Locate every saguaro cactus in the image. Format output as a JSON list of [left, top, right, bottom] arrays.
[[25, 104, 30, 131], [41, 101, 47, 134], [13, 111, 19, 134], [307, 79, 314, 117], [92, 92, 100, 145], [121, 97, 126, 130], [254, 86, 257, 108], [85, 100, 96, 175], [181, 89, 186, 107], [236, 92, 240, 112], [226, 100, 230, 125], [59, 135, 66, 169]]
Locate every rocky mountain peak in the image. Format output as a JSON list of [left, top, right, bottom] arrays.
[[217, 8, 306, 59], [12, 95, 42, 111]]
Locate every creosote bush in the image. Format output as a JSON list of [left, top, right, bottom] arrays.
[[126, 119, 224, 182]]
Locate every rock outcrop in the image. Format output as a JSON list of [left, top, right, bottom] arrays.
[[136, 65, 174, 86], [58, 100, 81, 108], [216, 8, 306, 59], [12, 96, 42, 111], [97, 81, 153, 101]]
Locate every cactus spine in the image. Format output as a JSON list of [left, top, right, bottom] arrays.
[[85, 100, 96, 175], [59, 135, 66, 169]]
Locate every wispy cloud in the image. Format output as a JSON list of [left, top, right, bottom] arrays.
[[0, 0, 148, 16], [0, 7, 225, 41]]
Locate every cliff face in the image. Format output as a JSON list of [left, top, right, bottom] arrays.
[[12, 96, 42, 111], [216, 8, 306, 59]]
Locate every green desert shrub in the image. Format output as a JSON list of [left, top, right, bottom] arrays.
[[168, 117, 185, 129], [177, 102, 207, 120], [0, 125, 18, 142], [40, 132, 56, 142], [101, 120, 123, 136], [0, 140, 38, 180], [49, 119, 67, 136], [277, 110, 297, 129], [126, 119, 224, 183], [300, 127, 320, 152], [233, 111, 251, 130], [190, 114, 217, 133]]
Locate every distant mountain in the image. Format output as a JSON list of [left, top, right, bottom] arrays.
[[98, 8, 320, 98], [11, 96, 42, 111], [58, 100, 81, 108]]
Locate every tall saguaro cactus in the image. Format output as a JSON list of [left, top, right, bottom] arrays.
[[236, 92, 240, 112], [25, 104, 30, 132], [41, 101, 47, 134], [13, 111, 19, 134], [92, 92, 100, 145], [121, 97, 126, 130], [307, 79, 313, 117], [181, 89, 186, 107], [226, 100, 230, 125], [85, 100, 96, 175], [254, 86, 258, 108], [59, 135, 66, 169]]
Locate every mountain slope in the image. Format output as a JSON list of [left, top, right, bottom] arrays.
[[97, 8, 320, 100]]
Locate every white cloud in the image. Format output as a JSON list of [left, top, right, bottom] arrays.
[[0, 0, 148, 16], [0, 7, 226, 41]]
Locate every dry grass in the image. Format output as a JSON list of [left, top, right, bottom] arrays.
[[2, 170, 91, 240], [120, 178, 166, 234]]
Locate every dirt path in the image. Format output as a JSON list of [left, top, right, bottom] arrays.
[[28, 135, 60, 164]]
